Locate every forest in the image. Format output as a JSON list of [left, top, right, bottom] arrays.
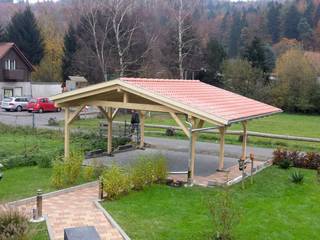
[[0, 0, 320, 113]]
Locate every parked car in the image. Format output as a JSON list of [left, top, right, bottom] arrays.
[[27, 97, 61, 113], [1, 97, 29, 112]]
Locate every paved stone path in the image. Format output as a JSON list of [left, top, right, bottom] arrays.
[[13, 185, 123, 240]]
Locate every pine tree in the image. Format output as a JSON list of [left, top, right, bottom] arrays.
[[0, 25, 4, 42], [304, 0, 315, 27], [298, 17, 313, 49], [243, 37, 269, 73], [5, 6, 44, 65], [62, 24, 77, 81], [314, 4, 320, 27], [200, 38, 226, 86], [228, 11, 245, 57], [267, 1, 281, 43], [283, 5, 301, 40]]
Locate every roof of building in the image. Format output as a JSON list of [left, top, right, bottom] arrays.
[[68, 76, 88, 82], [0, 42, 34, 71], [51, 77, 282, 126]]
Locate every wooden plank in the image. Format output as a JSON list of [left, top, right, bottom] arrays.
[[139, 111, 145, 148], [97, 106, 110, 121], [67, 106, 85, 125], [107, 108, 113, 154], [112, 108, 119, 120], [190, 117, 197, 180], [218, 126, 226, 171], [123, 92, 129, 103], [64, 107, 70, 159], [169, 112, 190, 138], [241, 121, 248, 160]]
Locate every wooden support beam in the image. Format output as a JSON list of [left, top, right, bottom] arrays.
[[86, 100, 173, 113], [67, 105, 85, 125], [112, 108, 119, 120], [241, 121, 248, 160], [190, 117, 197, 180], [169, 112, 190, 138], [107, 108, 113, 154], [196, 119, 205, 129], [123, 92, 129, 103], [98, 106, 110, 121], [139, 111, 145, 148], [64, 107, 70, 159], [218, 126, 226, 171]]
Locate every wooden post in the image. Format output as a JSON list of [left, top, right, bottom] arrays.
[[139, 111, 145, 149], [190, 117, 197, 180], [64, 107, 70, 159], [241, 121, 248, 160], [107, 107, 112, 155], [218, 126, 225, 171]]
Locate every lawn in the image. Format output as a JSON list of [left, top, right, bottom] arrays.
[[0, 166, 89, 203], [31, 222, 49, 240], [103, 166, 320, 240], [66, 113, 320, 151]]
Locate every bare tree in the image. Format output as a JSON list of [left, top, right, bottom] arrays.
[[173, 0, 199, 79]]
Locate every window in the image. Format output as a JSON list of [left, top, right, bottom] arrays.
[[3, 89, 13, 98], [4, 59, 16, 70]]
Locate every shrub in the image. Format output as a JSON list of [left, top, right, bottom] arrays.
[[279, 158, 291, 169], [208, 188, 239, 240], [51, 159, 65, 189], [152, 155, 168, 182], [273, 149, 320, 170], [102, 165, 130, 200], [64, 151, 83, 185], [291, 171, 304, 184], [91, 159, 106, 178], [0, 208, 29, 240], [36, 153, 52, 168], [83, 166, 95, 181]]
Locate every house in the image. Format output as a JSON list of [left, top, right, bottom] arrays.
[[65, 76, 88, 92], [0, 42, 34, 100]]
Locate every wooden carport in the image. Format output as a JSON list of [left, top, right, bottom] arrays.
[[51, 78, 282, 184]]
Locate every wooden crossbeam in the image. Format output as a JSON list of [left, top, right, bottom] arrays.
[[112, 108, 119, 120], [98, 106, 110, 121], [169, 112, 190, 138], [67, 106, 85, 125]]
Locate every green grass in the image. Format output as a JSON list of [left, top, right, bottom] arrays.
[[0, 166, 89, 203], [65, 113, 320, 151], [103, 166, 320, 240], [30, 222, 49, 240]]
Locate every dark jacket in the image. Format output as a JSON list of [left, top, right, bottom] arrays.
[[131, 112, 140, 124]]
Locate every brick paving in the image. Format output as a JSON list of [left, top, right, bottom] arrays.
[[169, 160, 272, 186], [7, 185, 123, 240]]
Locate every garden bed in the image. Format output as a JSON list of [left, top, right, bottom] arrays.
[[103, 166, 320, 240]]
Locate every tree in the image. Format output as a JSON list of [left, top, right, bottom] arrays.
[[228, 11, 246, 57], [221, 58, 267, 100], [272, 38, 302, 57], [298, 17, 313, 49], [62, 24, 77, 81], [0, 24, 4, 42], [283, 5, 301, 40], [314, 4, 320, 27], [267, 1, 281, 43], [243, 37, 274, 74], [273, 49, 318, 112], [5, 6, 44, 65], [304, 0, 315, 28], [200, 38, 226, 86]]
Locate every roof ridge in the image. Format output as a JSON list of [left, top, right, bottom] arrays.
[[120, 77, 200, 82]]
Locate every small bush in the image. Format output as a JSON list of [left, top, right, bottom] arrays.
[[91, 159, 106, 178], [36, 153, 52, 168], [64, 151, 83, 185], [83, 166, 95, 181], [152, 155, 167, 182], [291, 171, 304, 184], [279, 158, 291, 169], [51, 159, 65, 189], [103, 165, 130, 200], [0, 208, 29, 240]]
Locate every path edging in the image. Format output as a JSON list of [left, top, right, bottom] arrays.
[[44, 214, 54, 240], [94, 200, 131, 240], [7, 181, 98, 207]]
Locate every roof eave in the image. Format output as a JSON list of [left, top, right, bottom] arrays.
[[227, 109, 283, 125]]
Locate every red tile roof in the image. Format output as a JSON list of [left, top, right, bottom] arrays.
[[121, 78, 282, 124], [0, 42, 14, 59]]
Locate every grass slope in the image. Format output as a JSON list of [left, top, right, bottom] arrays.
[[66, 113, 320, 151], [103, 167, 320, 240]]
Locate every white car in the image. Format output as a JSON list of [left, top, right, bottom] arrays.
[[1, 97, 30, 112]]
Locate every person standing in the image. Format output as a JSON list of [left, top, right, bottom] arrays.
[[131, 110, 140, 142]]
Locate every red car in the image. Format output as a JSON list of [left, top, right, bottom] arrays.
[[27, 97, 61, 113]]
